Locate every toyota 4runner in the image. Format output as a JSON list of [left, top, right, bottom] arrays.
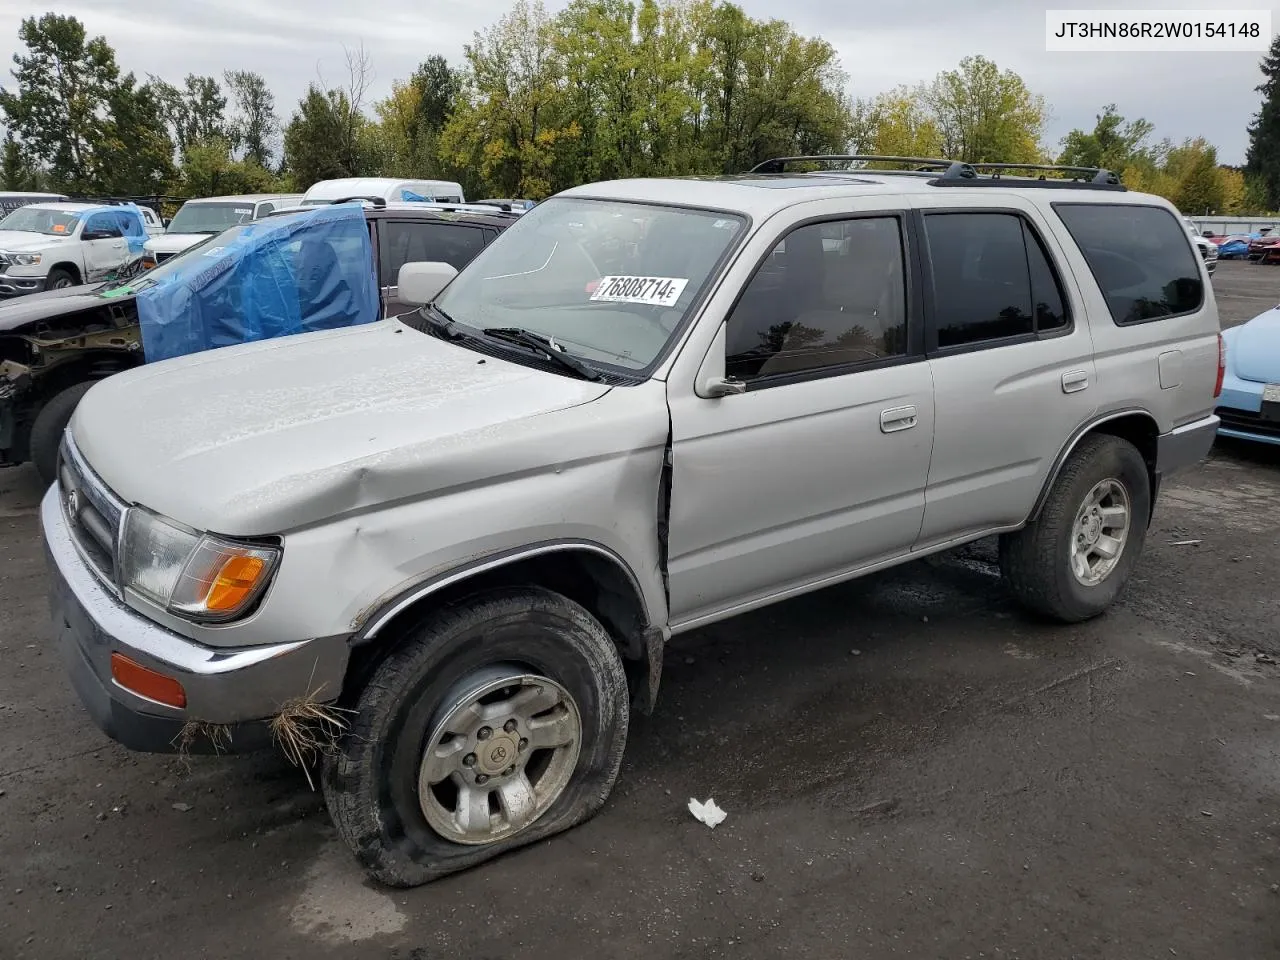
[[43, 157, 1221, 888]]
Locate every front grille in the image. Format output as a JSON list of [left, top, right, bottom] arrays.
[[0, 254, 10, 270], [1216, 406, 1280, 438], [57, 433, 126, 591]]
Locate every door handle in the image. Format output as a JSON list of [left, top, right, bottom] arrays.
[[880, 405, 918, 433], [1061, 370, 1090, 394]]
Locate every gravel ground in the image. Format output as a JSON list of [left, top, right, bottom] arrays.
[[2, 260, 1279, 960]]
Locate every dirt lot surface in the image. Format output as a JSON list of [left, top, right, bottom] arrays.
[[3, 261, 1280, 960]]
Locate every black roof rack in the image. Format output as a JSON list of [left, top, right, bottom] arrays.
[[748, 155, 1126, 191], [332, 195, 387, 208], [750, 155, 977, 178]]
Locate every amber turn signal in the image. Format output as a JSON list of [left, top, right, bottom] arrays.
[[205, 555, 267, 613], [110, 653, 187, 708]]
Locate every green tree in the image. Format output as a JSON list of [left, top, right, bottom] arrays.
[[413, 55, 462, 133], [154, 73, 228, 154], [920, 55, 1046, 163], [97, 75, 176, 195], [283, 84, 374, 188], [850, 87, 942, 159], [0, 133, 44, 190], [181, 137, 279, 197], [224, 70, 279, 167], [0, 13, 119, 193], [1058, 103, 1158, 173], [1245, 34, 1280, 210], [370, 56, 461, 178], [440, 0, 580, 198]]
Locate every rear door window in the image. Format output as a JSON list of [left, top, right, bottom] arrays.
[[923, 212, 1070, 349], [1053, 203, 1203, 325]]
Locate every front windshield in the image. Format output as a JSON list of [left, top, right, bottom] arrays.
[[0, 207, 80, 236], [434, 197, 746, 371], [167, 201, 256, 234]]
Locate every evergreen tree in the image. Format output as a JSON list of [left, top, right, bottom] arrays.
[[1245, 34, 1280, 210]]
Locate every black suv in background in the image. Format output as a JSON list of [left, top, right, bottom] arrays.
[[0, 200, 519, 483]]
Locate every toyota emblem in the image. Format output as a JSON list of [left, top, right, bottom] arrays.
[[64, 488, 79, 517]]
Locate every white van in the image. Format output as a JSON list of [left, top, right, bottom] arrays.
[[300, 177, 465, 207]]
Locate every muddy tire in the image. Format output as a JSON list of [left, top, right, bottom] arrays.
[[1000, 434, 1150, 623], [322, 587, 629, 887], [30, 381, 95, 486], [45, 267, 78, 290]]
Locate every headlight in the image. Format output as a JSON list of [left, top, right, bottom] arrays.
[[3, 252, 40, 265], [120, 507, 280, 622]]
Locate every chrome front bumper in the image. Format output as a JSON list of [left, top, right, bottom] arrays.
[[0, 273, 46, 296], [43, 484, 350, 753], [1155, 414, 1219, 478]]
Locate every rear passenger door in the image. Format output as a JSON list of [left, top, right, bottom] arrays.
[[914, 202, 1098, 547], [377, 219, 491, 317]]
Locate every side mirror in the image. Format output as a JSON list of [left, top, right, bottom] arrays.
[[398, 261, 458, 305], [694, 321, 747, 399], [162, 218, 172, 228]]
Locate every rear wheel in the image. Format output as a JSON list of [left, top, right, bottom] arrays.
[[30, 381, 94, 485], [322, 587, 629, 887], [1000, 434, 1150, 623]]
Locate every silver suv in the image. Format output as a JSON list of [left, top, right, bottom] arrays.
[[43, 156, 1222, 887]]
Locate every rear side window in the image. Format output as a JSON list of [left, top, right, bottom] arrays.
[[1053, 203, 1202, 325], [923, 212, 1069, 349], [379, 221, 488, 282]]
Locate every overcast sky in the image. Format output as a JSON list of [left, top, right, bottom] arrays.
[[0, 0, 1272, 165]]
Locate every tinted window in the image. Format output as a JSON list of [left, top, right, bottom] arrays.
[[926, 213, 1034, 348], [1024, 220, 1069, 332], [1054, 203, 1202, 325], [379, 221, 488, 282], [83, 213, 123, 238], [257, 202, 275, 217], [725, 217, 907, 381]]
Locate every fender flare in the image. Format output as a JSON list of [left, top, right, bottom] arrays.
[[1027, 407, 1160, 523]]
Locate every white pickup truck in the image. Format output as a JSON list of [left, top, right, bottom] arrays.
[[143, 194, 303, 264], [0, 201, 151, 297]]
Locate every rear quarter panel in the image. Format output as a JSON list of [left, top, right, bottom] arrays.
[[1037, 195, 1220, 434]]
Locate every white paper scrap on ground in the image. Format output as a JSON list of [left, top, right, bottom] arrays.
[[688, 797, 727, 829], [590, 275, 688, 307]]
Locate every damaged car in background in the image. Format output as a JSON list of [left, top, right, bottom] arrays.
[[0, 200, 516, 484]]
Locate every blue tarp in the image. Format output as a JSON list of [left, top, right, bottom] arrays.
[[136, 203, 379, 363]]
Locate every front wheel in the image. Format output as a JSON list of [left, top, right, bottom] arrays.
[[1000, 434, 1150, 623], [322, 587, 629, 887], [30, 381, 95, 485]]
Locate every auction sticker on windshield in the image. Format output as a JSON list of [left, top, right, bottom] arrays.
[[590, 275, 688, 307]]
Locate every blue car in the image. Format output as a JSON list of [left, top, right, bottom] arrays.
[[1217, 306, 1280, 444]]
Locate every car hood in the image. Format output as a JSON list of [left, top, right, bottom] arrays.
[[0, 283, 110, 332], [71, 319, 613, 535], [1225, 306, 1280, 383], [0, 230, 72, 253], [145, 233, 209, 254]]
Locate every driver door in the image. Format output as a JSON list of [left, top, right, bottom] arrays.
[[664, 210, 936, 629], [80, 212, 127, 280]]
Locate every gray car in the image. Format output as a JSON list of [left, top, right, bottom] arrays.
[[43, 157, 1221, 887]]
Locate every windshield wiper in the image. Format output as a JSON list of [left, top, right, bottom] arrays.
[[418, 302, 463, 339], [481, 327, 601, 380]]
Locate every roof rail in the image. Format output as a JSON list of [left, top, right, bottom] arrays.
[[748, 154, 1126, 191], [331, 196, 387, 208], [750, 155, 977, 178], [964, 162, 1121, 185]]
